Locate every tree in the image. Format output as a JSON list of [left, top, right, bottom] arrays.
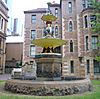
[[91, 0, 100, 61]]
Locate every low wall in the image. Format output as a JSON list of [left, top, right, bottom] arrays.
[[5, 79, 93, 96]]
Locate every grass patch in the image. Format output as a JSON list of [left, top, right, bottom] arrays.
[[91, 80, 100, 85], [0, 80, 100, 99], [0, 80, 5, 85]]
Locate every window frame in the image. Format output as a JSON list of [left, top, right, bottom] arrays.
[[55, 8, 58, 18], [87, 60, 90, 74], [30, 45, 35, 57], [70, 40, 74, 52], [90, 15, 96, 27], [68, 2, 72, 13], [68, 21, 73, 32], [31, 15, 36, 24], [70, 61, 74, 73], [55, 26, 58, 36], [86, 36, 89, 51], [92, 36, 98, 50], [82, 0, 92, 9], [0, 17, 4, 30], [84, 15, 88, 28], [94, 60, 100, 74], [31, 30, 36, 40]]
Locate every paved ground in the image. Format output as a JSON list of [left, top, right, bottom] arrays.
[[0, 74, 11, 80]]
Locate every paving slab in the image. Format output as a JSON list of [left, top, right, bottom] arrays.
[[0, 74, 11, 80]]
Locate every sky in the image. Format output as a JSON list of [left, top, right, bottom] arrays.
[[12, 0, 60, 20], [8, 0, 59, 35]]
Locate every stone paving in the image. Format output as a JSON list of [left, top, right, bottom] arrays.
[[0, 74, 11, 80]]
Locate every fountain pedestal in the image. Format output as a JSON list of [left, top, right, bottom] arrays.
[[35, 53, 62, 80]]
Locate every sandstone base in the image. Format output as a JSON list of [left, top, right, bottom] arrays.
[[5, 79, 92, 96]]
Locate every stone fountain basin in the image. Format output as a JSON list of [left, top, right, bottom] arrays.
[[5, 79, 92, 96], [35, 53, 62, 58]]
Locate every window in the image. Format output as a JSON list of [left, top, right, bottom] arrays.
[[87, 0, 92, 8], [69, 21, 73, 32], [30, 45, 35, 57], [94, 60, 100, 74], [92, 36, 98, 50], [82, 0, 86, 9], [90, 15, 96, 27], [1, 19, 3, 30], [82, 0, 92, 9], [87, 60, 90, 74], [84, 15, 88, 28], [86, 36, 89, 50], [31, 15, 36, 23], [0, 16, 1, 30], [55, 8, 58, 17], [52, 27, 54, 36], [70, 40, 73, 52], [55, 26, 58, 36], [31, 30, 36, 39], [0, 17, 3, 30], [70, 61, 74, 73], [68, 2, 72, 13]]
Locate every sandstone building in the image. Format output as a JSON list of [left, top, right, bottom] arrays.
[[0, 0, 8, 73], [24, 0, 100, 79]]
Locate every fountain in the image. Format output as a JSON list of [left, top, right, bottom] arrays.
[[4, 13, 92, 96], [32, 13, 66, 81]]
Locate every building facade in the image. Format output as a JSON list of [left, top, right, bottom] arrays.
[[0, 0, 8, 73], [24, 0, 100, 79], [5, 36, 23, 73]]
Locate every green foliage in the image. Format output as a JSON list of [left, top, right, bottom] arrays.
[[91, 0, 100, 61], [91, 0, 100, 11]]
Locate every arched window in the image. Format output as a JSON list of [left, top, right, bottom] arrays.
[[84, 15, 88, 28], [69, 21, 73, 32], [70, 40, 73, 52], [86, 36, 89, 50]]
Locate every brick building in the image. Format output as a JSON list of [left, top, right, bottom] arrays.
[[0, 0, 8, 73], [24, 0, 100, 79]]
